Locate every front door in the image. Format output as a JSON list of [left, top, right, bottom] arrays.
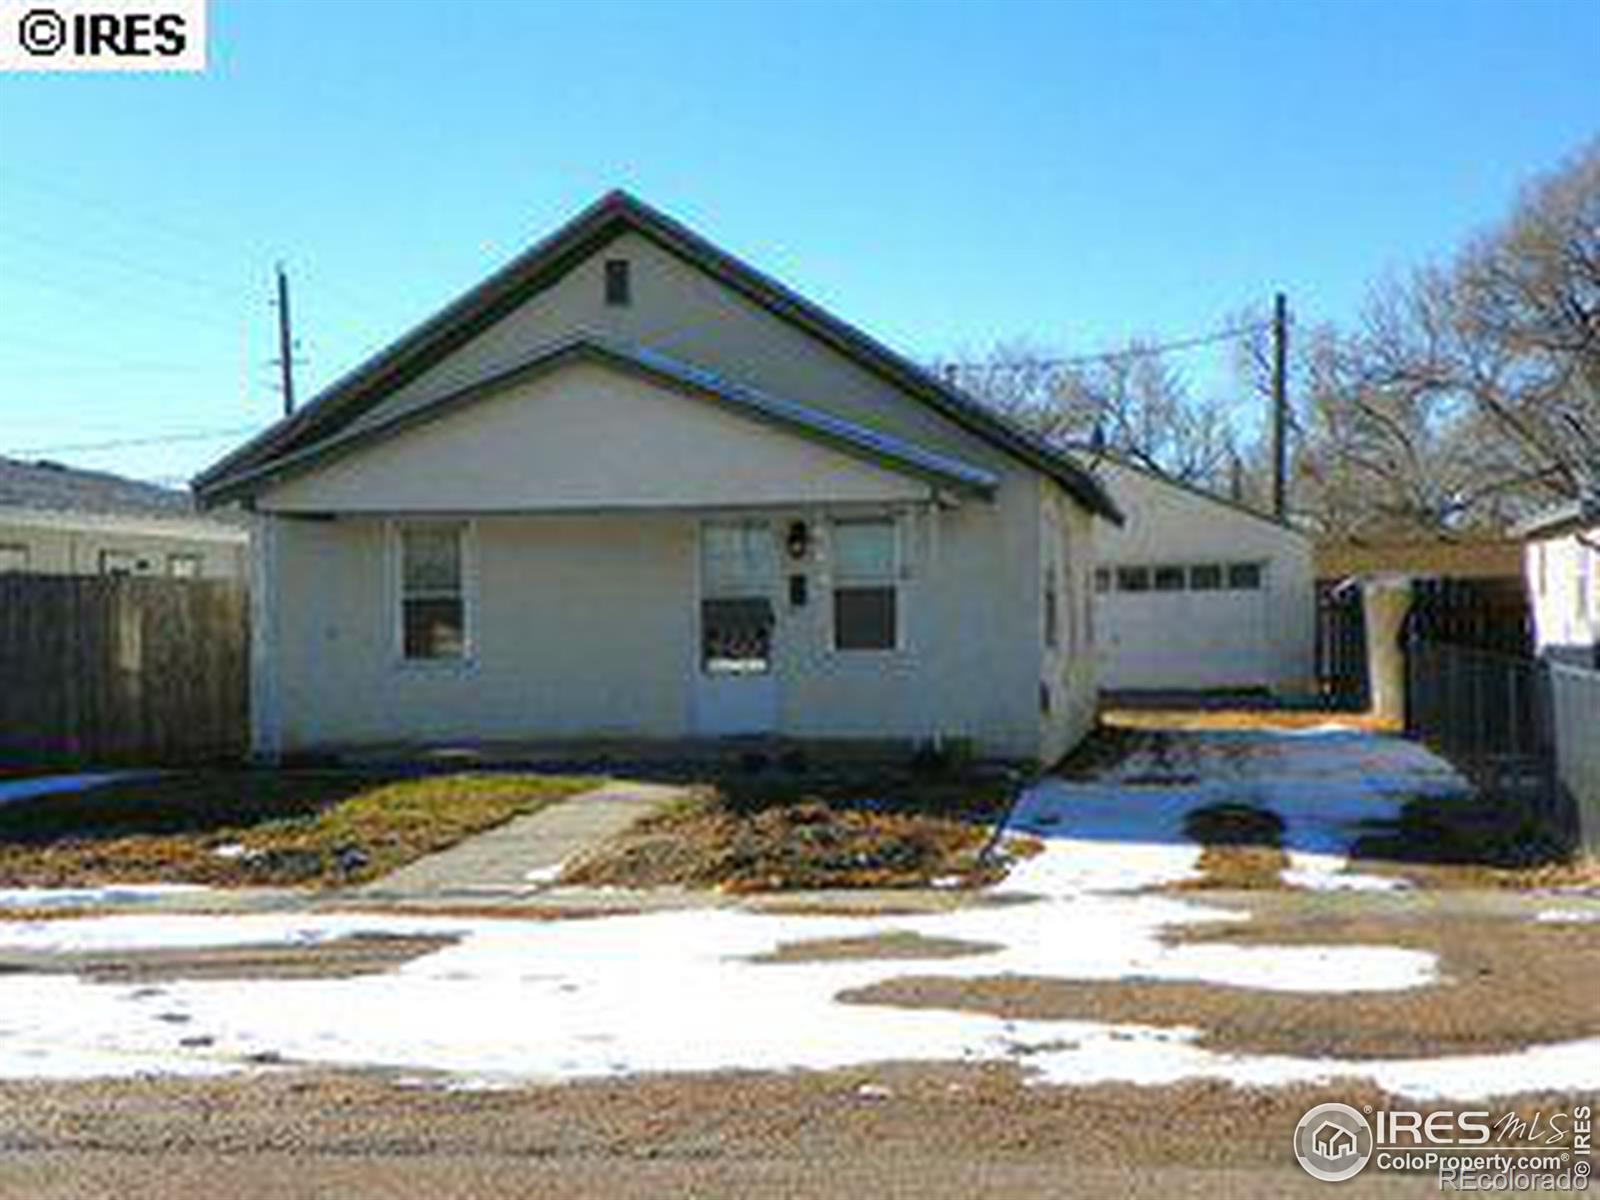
[[693, 520, 780, 735]]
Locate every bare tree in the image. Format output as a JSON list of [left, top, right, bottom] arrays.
[[942, 340, 1242, 491], [1299, 141, 1600, 535]]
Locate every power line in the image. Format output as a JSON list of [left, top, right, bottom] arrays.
[[944, 319, 1274, 373], [5, 424, 263, 457], [0, 220, 247, 301], [0, 164, 233, 254], [0, 263, 248, 335]]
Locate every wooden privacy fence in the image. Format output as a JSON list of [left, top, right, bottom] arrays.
[[0, 575, 248, 764]]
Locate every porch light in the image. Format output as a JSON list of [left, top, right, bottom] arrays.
[[786, 520, 811, 560]]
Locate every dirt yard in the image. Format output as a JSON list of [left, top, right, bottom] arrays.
[[0, 718, 1594, 1198], [560, 770, 1019, 890], [0, 1065, 1584, 1200]]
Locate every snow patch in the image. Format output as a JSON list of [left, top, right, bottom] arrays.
[[0, 885, 213, 910], [1535, 909, 1600, 924], [0, 730, 1583, 1100], [0, 772, 148, 807]]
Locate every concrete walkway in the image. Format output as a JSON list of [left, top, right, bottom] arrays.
[[356, 780, 683, 900]]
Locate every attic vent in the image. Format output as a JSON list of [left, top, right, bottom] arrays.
[[604, 258, 631, 307]]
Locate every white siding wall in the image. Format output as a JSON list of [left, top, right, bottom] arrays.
[[1527, 529, 1600, 664]]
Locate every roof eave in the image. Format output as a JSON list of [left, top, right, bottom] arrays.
[[195, 190, 1114, 521], [195, 337, 999, 509]]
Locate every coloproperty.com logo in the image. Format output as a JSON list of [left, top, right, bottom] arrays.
[[1294, 1100, 1593, 1191], [0, 0, 206, 71]]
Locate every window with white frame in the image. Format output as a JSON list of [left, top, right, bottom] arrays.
[[0, 543, 27, 573], [398, 523, 467, 661], [831, 517, 897, 651], [167, 553, 203, 579]]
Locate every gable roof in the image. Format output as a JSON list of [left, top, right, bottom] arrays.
[[209, 335, 1002, 503], [1512, 495, 1599, 539], [193, 191, 1120, 521], [1, 456, 198, 520], [1086, 450, 1307, 538]]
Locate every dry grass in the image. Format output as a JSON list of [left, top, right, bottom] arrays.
[[1104, 708, 1397, 733], [561, 771, 1015, 892], [0, 771, 593, 889], [1170, 802, 1292, 890]]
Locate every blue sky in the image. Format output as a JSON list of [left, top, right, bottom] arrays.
[[1, 0, 1596, 484]]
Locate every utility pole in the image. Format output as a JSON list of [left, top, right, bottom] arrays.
[[274, 263, 296, 417], [1271, 291, 1289, 520]]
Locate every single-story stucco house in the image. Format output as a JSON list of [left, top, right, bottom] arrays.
[[1, 456, 246, 580], [1088, 456, 1315, 695], [194, 192, 1122, 763], [1517, 496, 1600, 668]]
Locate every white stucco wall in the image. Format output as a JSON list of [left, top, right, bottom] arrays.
[[244, 227, 1106, 761], [1089, 461, 1315, 695], [1527, 527, 1600, 665], [261, 362, 936, 515], [345, 231, 1014, 480], [1039, 481, 1100, 765], [258, 499, 1053, 759]]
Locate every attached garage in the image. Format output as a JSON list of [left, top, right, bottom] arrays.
[[1089, 458, 1316, 696]]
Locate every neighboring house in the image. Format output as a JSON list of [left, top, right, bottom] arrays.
[[0, 456, 246, 579], [194, 191, 1122, 763], [1517, 498, 1600, 666], [1088, 457, 1315, 695]]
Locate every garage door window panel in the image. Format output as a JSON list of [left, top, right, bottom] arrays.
[[1227, 563, 1264, 591]]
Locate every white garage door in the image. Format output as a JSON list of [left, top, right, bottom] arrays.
[[1095, 561, 1273, 692]]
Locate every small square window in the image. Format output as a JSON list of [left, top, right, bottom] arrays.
[[167, 553, 203, 579], [1227, 563, 1264, 590], [834, 586, 896, 650], [1153, 565, 1186, 592], [1189, 564, 1224, 591], [1116, 566, 1150, 593], [604, 258, 631, 306]]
